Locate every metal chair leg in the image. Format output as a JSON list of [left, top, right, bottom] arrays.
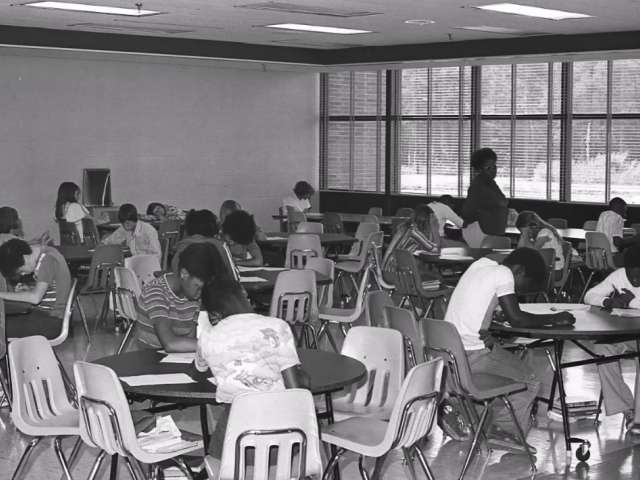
[[87, 451, 107, 480], [75, 296, 91, 343], [501, 396, 537, 472], [413, 444, 436, 480], [117, 321, 136, 355], [149, 464, 160, 480], [11, 436, 42, 480], [579, 271, 595, 303], [124, 457, 144, 480], [358, 455, 371, 480], [174, 457, 194, 480], [0, 365, 13, 410], [458, 404, 490, 480], [318, 321, 340, 353], [322, 447, 345, 480], [53, 436, 74, 480], [402, 447, 418, 480], [65, 436, 83, 473]]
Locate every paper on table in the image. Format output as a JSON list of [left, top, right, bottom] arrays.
[[265, 236, 287, 241], [439, 255, 475, 261], [261, 267, 287, 272], [520, 303, 589, 314], [611, 308, 640, 317], [239, 276, 268, 283], [160, 353, 195, 364], [120, 374, 196, 386], [238, 266, 263, 272]]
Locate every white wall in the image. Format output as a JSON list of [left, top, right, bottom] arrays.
[[0, 49, 319, 237]]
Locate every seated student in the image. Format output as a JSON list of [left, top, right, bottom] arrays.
[[0, 238, 71, 339], [219, 200, 266, 241], [222, 210, 264, 267], [0, 207, 22, 246], [55, 182, 91, 241], [584, 245, 640, 433], [597, 197, 637, 265], [444, 248, 574, 442], [136, 243, 221, 352], [195, 278, 309, 458], [515, 211, 565, 279], [171, 209, 219, 272], [382, 203, 441, 273], [146, 202, 167, 222], [282, 181, 315, 213], [102, 204, 162, 260]]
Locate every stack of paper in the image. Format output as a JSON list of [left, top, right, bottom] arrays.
[[138, 416, 202, 454], [120, 374, 196, 386], [421, 280, 441, 291], [239, 276, 267, 283], [160, 353, 194, 364]]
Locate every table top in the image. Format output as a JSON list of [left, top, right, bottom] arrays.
[[416, 247, 511, 265], [94, 348, 367, 403], [271, 213, 407, 226], [55, 244, 130, 263], [505, 226, 636, 242], [240, 269, 331, 293], [258, 232, 357, 247], [491, 304, 640, 341]]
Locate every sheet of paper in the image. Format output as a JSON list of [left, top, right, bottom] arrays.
[[120, 374, 196, 386], [265, 236, 288, 241], [239, 276, 268, 283], [439, 255, 475, 261], [520, 303, 589, 314], [160, 353, 195, 364], [611, 308, 640, 317], [237, 266, 263, 272], [260, 267, 287, 272], [492, 248, 514, 253]]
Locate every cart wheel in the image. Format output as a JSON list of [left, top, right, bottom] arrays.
[[576, 442, 591, 462]]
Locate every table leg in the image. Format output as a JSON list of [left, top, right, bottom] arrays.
[[200, 404, 210, 454], [109, 454, 118, 480], [325, 393, 341, 480]]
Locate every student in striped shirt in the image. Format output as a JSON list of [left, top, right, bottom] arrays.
[[136, 243, 223, 352]]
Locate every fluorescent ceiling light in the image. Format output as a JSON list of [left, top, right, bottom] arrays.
[[475, 3, 591, 20], [264, 23, 371, 34], [23, 1, 161, 16], [404, 19, 436, 26], [457, 25, 545, 35]]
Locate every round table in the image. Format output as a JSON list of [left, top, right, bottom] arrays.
[[258, 232, 357, 248], [240, 269, 332, 294], [416, 247, 511, 266], [491, 304, 640, 461]]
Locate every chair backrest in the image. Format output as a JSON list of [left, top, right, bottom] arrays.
[[368, 207, 383, 217], [365, 289, 394, 327], [395, 207, 414, 218], [85, 245, 124, 291], [296, 222, 324, 234], [585, 231, 616, 271], [583, 220, 597, 231], [0, 298, 5, 360], [9, 336, 75, 435], [158, 219, 181, 237], [113, 267, 140, 321], [548, 218, 568, 229], [124, 254, 161, 291], [369, 231, 395, 290], [159, 222, 181, 271], [322, 212, 343, 234], [285, 234, 322, 269], [73, 361, 139, 457], [385, 306, 424, 370], [269, 269, 318, 325], [340, 326, 404, 413], [58, 219, 80, 246], [286, 207, 307, 233], [304, 257, 335, 308], [423, 319, 481, 399], [537, 248, 556, 294], [555, 241, 573, 289], [480, 235, 511, 249], [348, 222, 380, 257], [393, 249, 438, 299], [360, 214, 379, 224], [382, 358, 443, 451], [48, 278, 78, 347], [219, 389, 322, 480], [81, 217, 100, 247]]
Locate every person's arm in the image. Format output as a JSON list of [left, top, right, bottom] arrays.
[[584, 270, 620, 307], [235, 242, 264, 267], [154, 320, 197, 353], [0, 280, 49, 305], [409, 226, 439, 252], [498, 294, 575, 328]]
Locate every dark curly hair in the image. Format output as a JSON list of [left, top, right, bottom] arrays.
[[222, 210, 257, 246]]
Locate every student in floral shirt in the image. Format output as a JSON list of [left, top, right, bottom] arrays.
[[195, 279, 309, 458]]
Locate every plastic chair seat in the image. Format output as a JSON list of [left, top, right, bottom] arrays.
[[335, 260, 362, 273], [135, 435, 203, 464], [469, 373, 527, 400], [332, 399, 393, 422], [319, 306, 358, 322], [336, 254, 359, 262], [418, 284, 453, 298], [19, 407, 78, 436], [322, 417, 388, 457]]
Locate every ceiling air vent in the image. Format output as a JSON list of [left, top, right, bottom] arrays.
[[68, 22, 194, 34], [235, 2, 380, 17]]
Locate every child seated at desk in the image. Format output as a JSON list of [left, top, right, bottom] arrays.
[[195, 278, 309, 459], [221, 210, 264, 267], [584, 245, 640, 434], [515, 211, 565, 279], [102, 203, 161, 260]]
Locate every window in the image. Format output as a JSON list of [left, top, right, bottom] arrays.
[[322, 71, 386, 192], [320, 57, 640, 204]]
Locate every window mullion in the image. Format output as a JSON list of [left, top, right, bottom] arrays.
[[605, 60, 613, 201], [349, 71, 355, 191], [510, 64, 516, 197], [458, 66, 464, 197], [426, 68, 432, 196], [560, 62, 572, 202], [546, 63, 553, 200]]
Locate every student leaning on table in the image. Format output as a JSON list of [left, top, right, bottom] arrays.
[[584, 245, 640, 434], [195, 278, 309, 460], [102, 203, 162, 260], [443, 247, 574, 445]]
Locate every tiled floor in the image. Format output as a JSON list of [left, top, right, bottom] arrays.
[[2, 312, 640, 479]]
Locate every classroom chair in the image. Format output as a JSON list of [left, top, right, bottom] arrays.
[[285, 234, 322, 269], [424, 319, 536, 479], [583, 220, 597, 231], [553, 242, 574, 301], [395, 207, 414, 218], [286, 207, 307, 233], [321, 212, 344, 234], [9, 336, 81, 480], [297, 221, 324, 234], [548, 218, 568, 229], [0, 299, 11, 410], [520, 248, 555, 302], [113, 267, 141, 354], [58, 219, 81, 246], [269, 269, 319, 349], [205, 389, 323, 480], [81, 217, 101, 246], [335, 231, 382, 297], [332, 326, 404, 422], [322, 358, 443, 480], [369, 228, 396, 291], [360, 214, 379, 224], [580, 231, 617, 302], [338, 222, 379, 262], [480, 235, 511, 249], [158, 220, 181, 271], [385, 305, 424, 372], [365, 289, 394, 327], [368, 207, 383, 217], [305, 257, 335, 309], [74, 361, 202, 480], [125, 254, 162, 290]]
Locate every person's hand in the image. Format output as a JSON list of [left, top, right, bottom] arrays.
[[553, 311, 575, 327], [618, 288, 636, 308], [604, 288, 636, 309]]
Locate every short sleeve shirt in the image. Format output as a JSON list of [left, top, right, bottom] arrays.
[[34, 246, 72, 318], [444, 258, 515, 350], [196, 313, 300, 403], [537, 228, 565, 271], [136, 274, 200, 349], [597, 210, 624, 252], [282, 195, 311, 212]]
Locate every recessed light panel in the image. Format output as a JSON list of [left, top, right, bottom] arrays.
[[23, 1, 161, 16], [264, 23, 371, 34], [475, 3, 591, 20]]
